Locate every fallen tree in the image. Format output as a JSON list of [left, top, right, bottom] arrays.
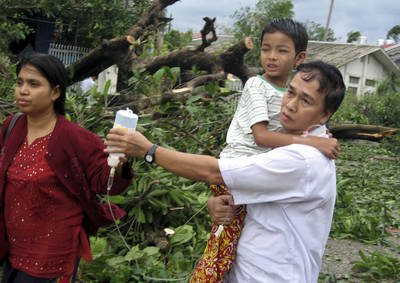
[[330, 124, 399, 141], [66, 0, 257, 91]]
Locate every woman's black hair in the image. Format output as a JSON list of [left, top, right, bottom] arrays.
[[16, 53, 67, 115]]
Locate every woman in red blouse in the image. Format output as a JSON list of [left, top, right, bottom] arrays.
[[0, 54, 134, 283]]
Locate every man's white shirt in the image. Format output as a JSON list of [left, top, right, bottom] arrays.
[[218, 126, 336, 283]]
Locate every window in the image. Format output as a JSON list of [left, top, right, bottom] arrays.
[[349, 76, 360, 84], [348, 87, 358, 94], [365, 79, 376, 87]]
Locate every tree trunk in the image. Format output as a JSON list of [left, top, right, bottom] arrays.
[[330, 124, 398, 140]]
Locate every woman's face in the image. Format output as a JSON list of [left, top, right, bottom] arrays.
[[14, 64, 60, 116]]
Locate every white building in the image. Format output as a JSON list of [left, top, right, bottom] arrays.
[[305, 41, 400, 96]]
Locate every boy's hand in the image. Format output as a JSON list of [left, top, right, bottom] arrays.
[[207, 195, 236, 225], [307, 135, 339, 159]]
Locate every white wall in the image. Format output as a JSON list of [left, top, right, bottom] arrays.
[[341, 54, 389, 96], [98, 65, 118, 94]]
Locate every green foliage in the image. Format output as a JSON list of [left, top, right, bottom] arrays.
[[79, 78, 236, 282], [164, 29, 193, 51], [0, 59, 17, 121], [318, 273, 344, 283], [61, 0, 140, 47], [331, 141, 400, 244], [128, 66, 181, 96], [65, 80, 118, 137], [330, 74, 400, 129], [304, 20, 336, 42], [347, 31, 361, 43], [0, 0, 149, 54], [230, 0, 294, 66], [386, 24, 400, 43], [351, 250, 400, 281], [329, 91, 369, 125], [359, 73, 400, 128]]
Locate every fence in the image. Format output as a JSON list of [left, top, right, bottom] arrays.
[[48, 43, 90, 66]]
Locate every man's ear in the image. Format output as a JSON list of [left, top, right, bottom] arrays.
[[295, 51, 306, 67], [320, 109, 333, 125]]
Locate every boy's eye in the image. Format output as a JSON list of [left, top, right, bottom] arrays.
[[287, 90, 295, 97], [303, 98, 311, 105], [279, 49, 289, 53]]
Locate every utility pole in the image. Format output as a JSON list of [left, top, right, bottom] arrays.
[[323, 0, 335, 41]]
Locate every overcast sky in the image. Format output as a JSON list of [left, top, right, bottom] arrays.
[[166, 0, 399, 45]]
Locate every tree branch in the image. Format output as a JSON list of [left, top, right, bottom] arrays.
[[196, 17, 218, 52]]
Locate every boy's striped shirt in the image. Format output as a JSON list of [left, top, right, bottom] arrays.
[[220, 75, 285, 158]]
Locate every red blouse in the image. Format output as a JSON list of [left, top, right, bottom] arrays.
[[4, 134, 91, 278]]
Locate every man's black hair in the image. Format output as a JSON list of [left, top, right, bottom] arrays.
[[261, 18, 308, 54], [296, 61, 346, 115], [17, 53, 67, 115]]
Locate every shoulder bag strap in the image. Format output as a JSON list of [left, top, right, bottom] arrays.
[[1, 112, 23, 153]]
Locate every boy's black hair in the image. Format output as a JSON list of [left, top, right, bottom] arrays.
[[261, 18, 308, 54], [16, 53, 67, 115], [296, 61, 345, 115]]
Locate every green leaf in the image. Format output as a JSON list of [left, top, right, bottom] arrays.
[[89, 236, 108, 260], [107, 195, 126, 204], [170, 225, 195, 247]]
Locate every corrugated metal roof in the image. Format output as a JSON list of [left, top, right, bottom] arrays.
[[304, 41, 380, 67], [384, 44, 400, 59]]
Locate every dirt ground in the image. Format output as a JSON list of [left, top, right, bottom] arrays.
[[321, 231, 400, 282]]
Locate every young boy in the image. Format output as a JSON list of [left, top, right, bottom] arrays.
[[222, 18, 337, 159], [191, 18, 338, 282], [105, 60, 347, 283]]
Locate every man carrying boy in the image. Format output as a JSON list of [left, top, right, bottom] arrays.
[[191, 18, 338, 282], [105, 60, 346, 282]]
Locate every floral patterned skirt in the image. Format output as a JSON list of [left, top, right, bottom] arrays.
[[190, 185, 246, 283]]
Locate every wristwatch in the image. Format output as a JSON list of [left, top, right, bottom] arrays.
[[144, 144, 158, 163]]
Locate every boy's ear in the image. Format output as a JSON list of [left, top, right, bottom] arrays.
[[295, 51, 306, 67]]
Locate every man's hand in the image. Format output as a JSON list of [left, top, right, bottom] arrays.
[[207, 195, 236, 225], [105, 128, 153, 158]]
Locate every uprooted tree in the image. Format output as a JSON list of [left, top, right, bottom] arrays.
[[66, 0, 259, 103]]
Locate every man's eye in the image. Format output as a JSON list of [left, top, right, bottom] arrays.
[[303, 98, 311, 105]]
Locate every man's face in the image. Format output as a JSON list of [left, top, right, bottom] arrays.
[[280, 72, 332, 134]]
